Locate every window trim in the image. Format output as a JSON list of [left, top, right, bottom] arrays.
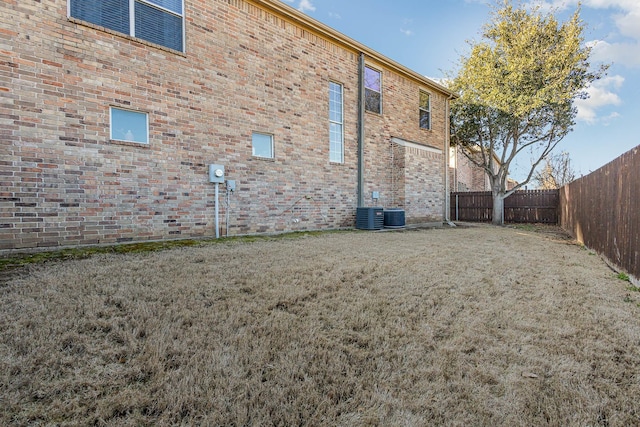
[[329, 81, 344, 164], [252, 132, 275, 159], [419, 90, 431, 130], [109, 106, 149, 144], [364, 65, 382, 115], [68, 0, 186, 53]]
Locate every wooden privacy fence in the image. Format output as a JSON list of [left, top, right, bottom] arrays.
[[560, 145, 639, 281], [450, 189, 559, 224]]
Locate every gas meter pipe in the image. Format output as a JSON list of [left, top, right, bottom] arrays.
[[215, 182, 219, 239]]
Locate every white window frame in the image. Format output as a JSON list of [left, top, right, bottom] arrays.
[[110, 106, 149, 144], [364, 66, 382, 114], [68, 0, 186, 52], [329, 81, 344, 163], [419, 90, 431, 130], [252, 132, 274, 159]]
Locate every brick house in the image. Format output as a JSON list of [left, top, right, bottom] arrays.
[[1, 0, 456, 251], [449, 147, 492, 192], [449, 146, 517, 192]]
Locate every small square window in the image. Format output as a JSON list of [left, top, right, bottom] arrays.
[[110, 107, 148, 143], [252, 132, 274, 158]]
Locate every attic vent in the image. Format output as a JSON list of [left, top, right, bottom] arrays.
[[356, 207, 383, 230]]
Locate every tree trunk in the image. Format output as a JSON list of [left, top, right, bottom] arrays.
[[492, 191, 505, 225]]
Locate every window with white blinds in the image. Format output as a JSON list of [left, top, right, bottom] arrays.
[[69, 0, 184, 52], [329, 82, 344, 163]]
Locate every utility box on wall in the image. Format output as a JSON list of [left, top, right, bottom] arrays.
[[356, 207, 384, 230], [208, 164, 225, 183]]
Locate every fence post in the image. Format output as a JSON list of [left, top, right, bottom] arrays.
[[455, 194, 459, 221]]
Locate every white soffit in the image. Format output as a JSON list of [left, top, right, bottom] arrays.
[[391, 137, 442, 154]]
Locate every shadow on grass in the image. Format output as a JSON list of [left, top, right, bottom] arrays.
[[0, 230, 347, 272]]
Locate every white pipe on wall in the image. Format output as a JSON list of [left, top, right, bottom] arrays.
[[215, 182, 219, 239]]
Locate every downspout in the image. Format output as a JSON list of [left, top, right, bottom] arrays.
[[445, 93, 455, 225], [453, 137, 458, 192], [357, 52, 365, 207]]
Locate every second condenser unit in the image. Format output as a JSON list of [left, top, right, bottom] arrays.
[[356, 207, 384, 230]]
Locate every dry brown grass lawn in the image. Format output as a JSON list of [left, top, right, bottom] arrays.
[[2, 225, 640, 426]]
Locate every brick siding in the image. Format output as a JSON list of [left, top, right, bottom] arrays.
[[1, 0, 451, 250], [449, 147, 493, 192]]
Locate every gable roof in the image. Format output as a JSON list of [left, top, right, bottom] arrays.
[[254, 0, 457, 98]]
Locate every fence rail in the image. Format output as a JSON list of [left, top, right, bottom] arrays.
[[450, 190, 559, 224], [449, 145, 639, 282], [559, 146, 639, 281]]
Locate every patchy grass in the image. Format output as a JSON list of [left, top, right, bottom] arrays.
[[512, 223, 537, 232], [617, 272, 631, 282], [1, 225, 640, 426], [0, 231, 336, 272], [0, 239, 202, 270]]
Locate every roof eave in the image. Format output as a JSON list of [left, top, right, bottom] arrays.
[[254, 0, 458, 98]]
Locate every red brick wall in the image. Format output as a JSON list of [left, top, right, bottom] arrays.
[[392, 140, 444, 223], [1, 0, 449, 250], [450, 147, 492, 192], [451, 148, 475, 192]]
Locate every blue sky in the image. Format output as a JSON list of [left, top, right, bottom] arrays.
[[282, 0, 640, 183]]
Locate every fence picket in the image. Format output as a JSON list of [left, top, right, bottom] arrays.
[[560, 146, 639, 281], [450, 190, 559, 224]]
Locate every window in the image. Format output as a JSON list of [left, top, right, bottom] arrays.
[[69, 0, 184, 52], [329, 82, 344, 163], [364, 66, 382, 114], [252, 132, 274, 159], [110, 107, 148, 143], [419, 90, 431, 130]]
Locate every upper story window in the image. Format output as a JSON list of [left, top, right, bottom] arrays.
[[419, 90, 431, 130], [69, 0, 184, 52], [364, 66, 382, 114], [329, 82, 344, 163]]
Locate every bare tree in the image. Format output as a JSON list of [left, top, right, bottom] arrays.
[[534, 151, 576, 189]]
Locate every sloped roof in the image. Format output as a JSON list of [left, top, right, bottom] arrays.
[[256, 0, 457, 98]]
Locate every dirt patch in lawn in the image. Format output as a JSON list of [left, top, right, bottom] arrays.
[[2, 225, 639, 426]]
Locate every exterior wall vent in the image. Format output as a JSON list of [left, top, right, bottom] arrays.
[[356, 207, 384, 230], [384, 209, 406, 228]]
